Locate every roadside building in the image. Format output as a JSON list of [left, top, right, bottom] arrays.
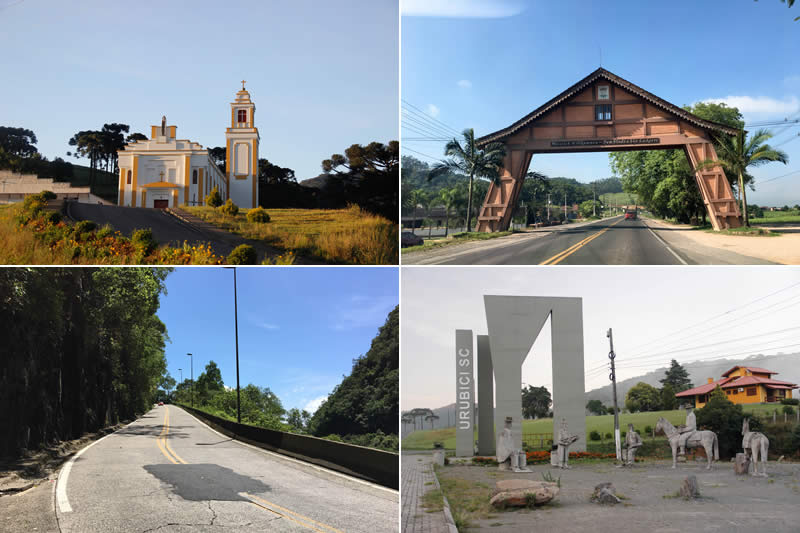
[[675, 366, 798, 408]]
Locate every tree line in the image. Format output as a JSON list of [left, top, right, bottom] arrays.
[[610, 102, 788, 226], [402, 153, 624, 232], [0, 268, 170, 458], [1, 125, 398, 221]]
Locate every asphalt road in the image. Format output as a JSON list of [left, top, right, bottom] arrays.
[[55, 406, 397, 532], [405, 215, 772, 265], [419, 216, 682, 265]]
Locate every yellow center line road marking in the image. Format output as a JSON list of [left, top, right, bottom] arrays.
[[246, 493, 344, 533], [157, 406, 187, 464], [539, 218, 623, 265]]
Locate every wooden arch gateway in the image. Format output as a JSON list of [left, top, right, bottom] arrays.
[[475, 68, 742, 232]]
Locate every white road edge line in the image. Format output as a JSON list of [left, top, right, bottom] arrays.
[[55, 416, 142, 514], [645, 223, 688, 265], [177, 406, 398, 496]]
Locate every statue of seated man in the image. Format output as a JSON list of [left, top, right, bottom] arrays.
[[556, 418, 579, 469], [496, 416, 530, 472], [676, 409, 696, 456], [624, 423, 642, 465]]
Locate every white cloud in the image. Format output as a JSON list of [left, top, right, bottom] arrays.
[[303, 395, 327, 414], [427, 104, 441, 118], [701, 95, 800, 117], [457, 79, 472, 89], [402, 0, 526, 18], [331, 294, 397, 331], [257, 322, 279, 330]]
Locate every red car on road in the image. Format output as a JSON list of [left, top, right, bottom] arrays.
[[624, 210, 637, 220]]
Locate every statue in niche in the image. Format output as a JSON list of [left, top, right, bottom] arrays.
[[496, 417, 530, 472], [624, 423, 642, 466], [556, 418, 579, 469], [161, 115, 167, 136]]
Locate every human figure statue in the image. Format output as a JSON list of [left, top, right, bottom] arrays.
[[624, 423, 642, 466], [161, 115, 167, 136], [556, 418, 579, 469], [496, 416, 530, 472], [676, 409, 696, 456], [742, 418, 769, 477]]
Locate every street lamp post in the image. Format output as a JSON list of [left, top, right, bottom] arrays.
[[187, 353, 193, 407], [224, 267, 242, 424]]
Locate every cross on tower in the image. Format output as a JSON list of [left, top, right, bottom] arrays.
[[159, 170, 164, 180], [241, 80, 246, 90]]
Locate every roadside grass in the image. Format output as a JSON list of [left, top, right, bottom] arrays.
[[402, 231, 513, 254], [184, 205, 397, 265], [703, 225, 780, 237], [403, 405, 780, 451], [421, 488, 445, 513], [436, 468, 494, 529], [750, 211, 800, 225], [0, 200, 222, 265]]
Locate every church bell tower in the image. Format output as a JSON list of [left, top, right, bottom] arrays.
[[225, 81, 259, 208]]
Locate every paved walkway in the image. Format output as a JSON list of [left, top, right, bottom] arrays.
[[401, 453, 451, 533]]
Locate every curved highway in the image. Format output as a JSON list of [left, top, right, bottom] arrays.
[[55, 405, 397, 532]]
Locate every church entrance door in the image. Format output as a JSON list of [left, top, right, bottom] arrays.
[[153, 200, 169, 209]]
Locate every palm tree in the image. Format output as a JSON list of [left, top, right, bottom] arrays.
[[429, 128, 506, 232], [405, 189, 427, 235], [422, 193, 438, 239], [704, 129, 788, 226], [438, 187, 458, 237]]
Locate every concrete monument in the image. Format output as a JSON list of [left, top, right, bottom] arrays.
[[742, 418, 769, 476], [455, 329, 475, 457], [624, 423, 642, 466], [477, 335, 495, 456], [555, 418, 579, 469], [496, 417, 530, 472], [483, 295, 586, 453]]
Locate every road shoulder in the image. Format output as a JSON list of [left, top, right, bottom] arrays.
[[641, 217, 779, 265]]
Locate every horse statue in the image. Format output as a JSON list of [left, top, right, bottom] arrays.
[[742, 418, 769, 477], [655, 416, 718, 470]]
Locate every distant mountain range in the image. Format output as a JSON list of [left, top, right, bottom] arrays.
[[403, 352, 800, 437]]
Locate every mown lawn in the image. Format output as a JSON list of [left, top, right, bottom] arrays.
[[403, 404, 787, 450], [185, 205, 397, 265]]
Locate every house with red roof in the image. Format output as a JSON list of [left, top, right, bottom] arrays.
[[675, 366, 798, 408]]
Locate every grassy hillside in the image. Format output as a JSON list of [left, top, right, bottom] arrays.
[[402, 404, 786, 450]]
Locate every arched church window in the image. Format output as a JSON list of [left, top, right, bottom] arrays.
[[237, 109, 247, 123], [127, 170, 132, 184], [192, 169, 198, 184]]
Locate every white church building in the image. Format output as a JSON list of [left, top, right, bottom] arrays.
[[117, 84, 259, 209]]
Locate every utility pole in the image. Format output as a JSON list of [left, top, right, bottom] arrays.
[[593, 183, 597, 216], [564, 192, 567, 221], [187, 353, 193, 408], [224, 267, 242, 424], [547, 193, 551, 221], [607, 329, 621, 461]]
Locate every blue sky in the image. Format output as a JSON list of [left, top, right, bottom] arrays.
[[402, 0, 800, 206], [157, 267, 398, 414], [0, 0, 398, 181]]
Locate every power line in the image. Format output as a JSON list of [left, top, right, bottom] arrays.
[[402, 146, 441, 161], [619, 281, 800, 356], [401, 100, 463, 136], [401, 112, 456, 139], [756, 169, 800, 185], [619, 293, 800, 365], [401, 109, 460, 139]]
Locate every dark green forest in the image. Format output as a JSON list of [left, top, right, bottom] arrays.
[[308, 305, 399, 450], [0, 268, 171, 458]]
